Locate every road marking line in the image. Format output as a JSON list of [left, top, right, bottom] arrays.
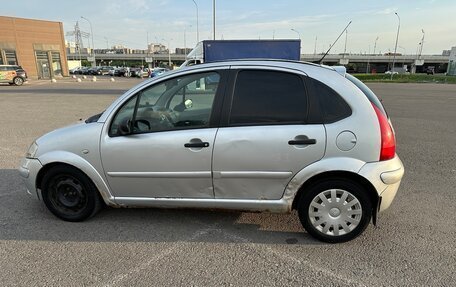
[[217, 228, 367, 287], [99, 224, 217, 287]]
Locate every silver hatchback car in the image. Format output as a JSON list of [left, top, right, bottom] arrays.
[[19, 60, 404, 243]]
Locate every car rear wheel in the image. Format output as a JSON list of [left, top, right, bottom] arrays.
[[13, 77, 24, 86], [298, 179, 372, 243], [41, 165, 102, 222]]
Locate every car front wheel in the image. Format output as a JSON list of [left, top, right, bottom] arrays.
[[13, 77, 24, 86], [298, 179, 372, 243], [41, 165, 102, 222]]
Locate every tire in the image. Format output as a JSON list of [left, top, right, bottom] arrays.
[[41, 165, 102, 222], [297, 179, 372, 243], [13, 77, 24, 86]]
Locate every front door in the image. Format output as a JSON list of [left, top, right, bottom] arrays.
[[100, 70, 226, 198], [35, 51, 50, 79]]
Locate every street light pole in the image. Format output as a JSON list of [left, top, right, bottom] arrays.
[[213, 0, 216, 40], [163, 38, 173, 67], [418, 29, 425, 59], [291, 28, 302, 55], [391, 12, 400, 80], [81, 16, 95, 67], [369, 36, 379, 74], [184, 25, 192, 55], [191, 0, 199, 43], [399, 46, 406, 67], [314, 36, 317, 57], [373, 36, 379, 55]]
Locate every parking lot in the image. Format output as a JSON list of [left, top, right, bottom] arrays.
[[0, 78, 455, 286]]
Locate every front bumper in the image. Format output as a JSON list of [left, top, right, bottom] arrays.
[[18, 157, 43, 200], [358, 155, 404, 212]]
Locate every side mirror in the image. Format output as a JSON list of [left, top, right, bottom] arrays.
[[118, 118, 131, 135]]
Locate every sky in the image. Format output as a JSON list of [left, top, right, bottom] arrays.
[[2, 0, 456, 55]]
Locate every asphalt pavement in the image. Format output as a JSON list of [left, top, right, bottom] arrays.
[[0, 78, 455, 286]]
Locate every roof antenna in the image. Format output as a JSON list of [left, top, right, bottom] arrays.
[[315, 20, 352, 64]]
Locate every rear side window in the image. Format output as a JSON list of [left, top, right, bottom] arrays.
[[230, 70, 308, 125], [307, 78, 352, 124], [345, 73, 387, 116]]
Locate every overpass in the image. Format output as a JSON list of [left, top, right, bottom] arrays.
[[67, 53, 450, 73]]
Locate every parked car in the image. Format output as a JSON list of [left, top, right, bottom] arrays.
[[108, 67, 116, 76], [19, 60, 404, 243], [79, 67, 90, 75], [88, 67, 101, 75], [69, 67, 82, 74], [385, 70, 399, 75], [0, 65, 27, 85], [114, 67, 128, 77], [129, 68, 142, 77], [129, 68, 149, 78], [425, 67, 435, 75], [149, 67, 169, 78], [101, 66, 113, 75]]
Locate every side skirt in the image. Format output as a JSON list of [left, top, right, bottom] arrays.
[[113, 197, 291, 213]]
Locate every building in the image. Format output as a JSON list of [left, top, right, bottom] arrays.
[[175, 48, 191, 55], [148, 43, 167, 54], [448, 47, 456, 76], [0, 16, 68, 79], [442, 50, 451, 56]]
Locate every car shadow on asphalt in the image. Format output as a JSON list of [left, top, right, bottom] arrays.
[[0, 169, 322, 246]]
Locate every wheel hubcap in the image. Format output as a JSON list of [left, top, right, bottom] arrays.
[[308, 189, 362, 236], [56, 179, 83, 208], [49, 175, 88, 214], [329, 208, 341, 217]]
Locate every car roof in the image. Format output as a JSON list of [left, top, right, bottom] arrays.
[[184, 59, 342, 74]]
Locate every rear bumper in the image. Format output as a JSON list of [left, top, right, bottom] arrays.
[[358, 155, 404, 212], [18, 158, 42, 200]]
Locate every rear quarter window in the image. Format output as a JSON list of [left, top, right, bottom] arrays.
[[307, 78, 352, 124], [345, 73, 387, 116]]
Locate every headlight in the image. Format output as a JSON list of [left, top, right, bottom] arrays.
[[25, 142, 38, 159]]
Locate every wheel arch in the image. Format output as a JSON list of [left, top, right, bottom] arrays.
[[36, 151, 116, 206], [291, 171, 380, 225]]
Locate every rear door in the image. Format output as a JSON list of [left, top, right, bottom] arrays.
[[212, 68, 326, 200]]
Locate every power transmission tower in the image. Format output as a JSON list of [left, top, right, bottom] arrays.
[[66, 21, 90, 60]]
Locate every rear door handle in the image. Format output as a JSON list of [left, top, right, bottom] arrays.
[[288, 139, 317, 145], [184, 142, 210, 148]]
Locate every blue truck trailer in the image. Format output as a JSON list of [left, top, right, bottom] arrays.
[[182, 39, 301, 66]]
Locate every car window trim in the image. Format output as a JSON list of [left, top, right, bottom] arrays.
[[107, 69, 229, 137], [305, 76, 352, 124]]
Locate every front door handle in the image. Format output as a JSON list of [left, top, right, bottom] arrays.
[[288, 138, 317, 145], [184, 142, 210, 148]]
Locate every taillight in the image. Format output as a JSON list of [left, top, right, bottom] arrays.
[[372, 103, 396, 161]]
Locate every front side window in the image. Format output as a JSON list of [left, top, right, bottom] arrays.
[[109, 72, 220, 136], [229, 70, 308, 125]]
